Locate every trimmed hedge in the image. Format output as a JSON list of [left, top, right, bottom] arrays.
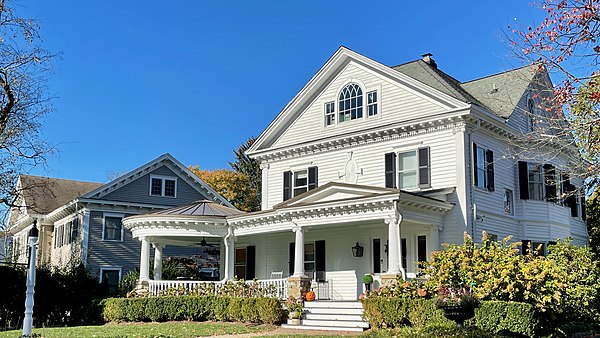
[[101, 296, 284, 324], [362, 298, 538, 337]]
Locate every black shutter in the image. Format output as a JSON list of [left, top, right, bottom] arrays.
[[565, 181, 577, 217], [315, 240, 326, 282], [473, 143, 479, 187], [283, 171, 292, 201], [518, 161, 529, 199], [246, 246, 255, 280], [418, 147, 431, 188], [288, 242, 295, 276], [544, 164, 556, 201], [71, 219, 79, 242], [373, 239, 381, 273], [486, 149, 494, 191], [521, 240, 532, 255], [308, 167, 318, 191], [581, 196, 586, 221], [384, 153, 396, 188]]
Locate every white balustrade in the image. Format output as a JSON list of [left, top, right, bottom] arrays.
[[146, 278, 288, 299]]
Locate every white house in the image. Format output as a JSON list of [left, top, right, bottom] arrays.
[[123, 47, 587, 301]]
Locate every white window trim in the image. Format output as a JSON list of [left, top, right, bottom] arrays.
[[366, 85, 382, 120], [149, 174, 178, 198], [324, 79, 382, 127], [415, 234, 428, 263], [99, 266, 122, 284], [473, 144, 489, 191], [527, 163, 544, 201], [102, 213, 125, 242]]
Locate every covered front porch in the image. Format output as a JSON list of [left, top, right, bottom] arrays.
[[123, 183, 453, 300]]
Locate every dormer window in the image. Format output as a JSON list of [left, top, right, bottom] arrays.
[[338, 83, 363, 123], [149, 175, 177, 197]]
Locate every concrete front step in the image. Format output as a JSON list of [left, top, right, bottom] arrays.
[[304, 307, 363, 315], [304, 301, 363, 309], [301, 319, 370, 328], [304, 313, 364, 321], [281, 324, 365, 332]]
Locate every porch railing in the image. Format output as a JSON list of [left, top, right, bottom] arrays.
[[147, 278, 288, 299], [148, 280, 223, 296]]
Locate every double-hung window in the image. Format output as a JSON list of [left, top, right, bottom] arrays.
[[473, 143, 494, 191], [283, 167, 318, 201], [149, 175, 177, 197], [324, 102, 335, 126], [103, 214, 123, 241], [384, 147, 430, 190], [367, 91, 378, 117], [504, 189, 514, 215]]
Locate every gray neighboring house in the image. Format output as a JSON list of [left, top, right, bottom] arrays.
[[7, 153, 233, 288]]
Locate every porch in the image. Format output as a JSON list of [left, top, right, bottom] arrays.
[[123, 183, 453, 300]]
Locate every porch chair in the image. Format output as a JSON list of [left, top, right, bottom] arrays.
[[270, 271, 283, 279]]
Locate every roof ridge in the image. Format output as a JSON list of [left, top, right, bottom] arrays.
[[462, 63, 539, 84], [20, 174, 102, 185]]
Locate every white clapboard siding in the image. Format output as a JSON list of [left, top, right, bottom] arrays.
[[272, 61, 448, 149], [266, 128, 458, 209]]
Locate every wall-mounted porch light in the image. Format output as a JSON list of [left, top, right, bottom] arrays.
[[352, 242, 364, 257]]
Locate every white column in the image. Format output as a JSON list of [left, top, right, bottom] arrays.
[[22, 228, 38, 336], [430, 224, 442, 256], [153, 243, 164, 280], [260, 162, 269, 211], [385, 216, 400, 275], [223, 228, 235, 281], [139, 237, 150, 281], [292, 224, 305, 277]]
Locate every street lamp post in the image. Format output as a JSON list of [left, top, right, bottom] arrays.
[[22, 220, 39, 337]]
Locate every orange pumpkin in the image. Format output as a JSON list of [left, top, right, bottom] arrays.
[[305, 291, 316, 301]]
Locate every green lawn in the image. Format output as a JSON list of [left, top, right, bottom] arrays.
[[0, 322, 276, 338]]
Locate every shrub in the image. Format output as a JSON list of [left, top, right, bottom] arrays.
[[116, 269, 139, 297], [241, 298, 260, 323], [256, 298, 285, 324], [100, 296, 282, 325], [102, 298, 127, 322], [227, 297, 243, 322], [423, 232, 566, 313], [469, 301, 538, 338]]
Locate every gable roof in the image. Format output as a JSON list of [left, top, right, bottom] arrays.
[[248, 46, 469, 155], [18, 175, 102, 215], [81, 153, 235, 208]]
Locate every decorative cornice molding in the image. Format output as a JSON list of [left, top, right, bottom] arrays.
[[253, 116, 468, 162]]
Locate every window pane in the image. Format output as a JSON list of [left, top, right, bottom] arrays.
[[151, 178, 162, 195], [104, 217, 122, 240], [102, 270, 120, 293], [235, 266, 246, 279], [164, 179, 175, 197], [417, 235, 427, 262], [399, 152, 416, 170], [400, 172, 417, 189], [235, 248, 246, 263]]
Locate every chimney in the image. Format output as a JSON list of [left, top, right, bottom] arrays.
[[421, 53, 437, 68]]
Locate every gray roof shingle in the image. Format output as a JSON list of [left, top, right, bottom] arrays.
[[18, 175, 102, 215]]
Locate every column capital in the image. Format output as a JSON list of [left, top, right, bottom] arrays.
[[152, 242, 165, 250], [260, 162, 270, 170], [434, 223, 444, 232], [384, 215, 399, 226], [291, 222, 305, 233]]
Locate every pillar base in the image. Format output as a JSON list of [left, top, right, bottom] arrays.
[[380, 273, 402, 287], [287, 276, 312, 299], [135, 280, 149, 295]]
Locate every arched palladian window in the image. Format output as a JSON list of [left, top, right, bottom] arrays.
[[338, 83, 363, 123]]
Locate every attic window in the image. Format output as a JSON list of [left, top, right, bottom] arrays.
[[338, 83, 363, 122], [150, 175, 177, 197]]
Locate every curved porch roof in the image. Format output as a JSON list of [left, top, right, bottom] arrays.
[[123, 200, 243, 241]]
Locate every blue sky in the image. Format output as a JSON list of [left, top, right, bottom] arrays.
[[20, 0, 544, 183]]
